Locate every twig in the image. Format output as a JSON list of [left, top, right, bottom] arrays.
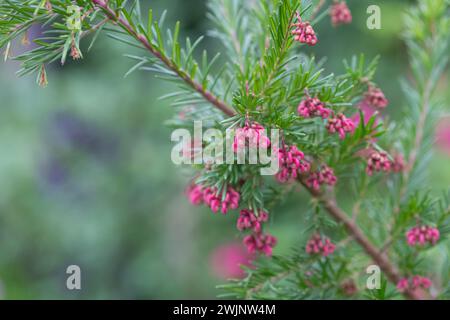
[[351, 177, 368, 222], [383, 58, 434, 252], [245, 270, 291, 299], [258, 7, 298, 98], [299, 178, 424, 300], [219, 1, 244, 73], [91, 0, 236, 117], [400, 78, 433, 197]]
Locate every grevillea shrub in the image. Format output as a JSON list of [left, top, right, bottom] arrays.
[[1, 0, 449, 300]]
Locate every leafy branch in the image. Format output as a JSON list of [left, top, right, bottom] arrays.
[[91, 0, 236, 117]]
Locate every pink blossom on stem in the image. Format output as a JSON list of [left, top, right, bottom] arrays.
[[397, 276, 432, 292], [203, 186, 240, 214], [243, 233, 277, 256], [306, 166, 337, 190], [297, 97, 331, 119], [233, 121, 270, 153], [391, 153, 406, 173], [276, 145, 311, 183], [210, 243, 253, 279], [326, 113, 355, 139], [186, 183, 204, 205], [364, 86, 389, 109], [70, 43, 81, 60], [351, 101, 378, 127], [291, 12, 318, 46], [237, 209, 269, 233], [436, 118, 450, 155], [330, 1, 352, 26], [406, 225, 440, 246], [305, 233, 336, 257], [396, 278, 409, 292], [417, 277, 432, 289], [366, 151, 391, 176]]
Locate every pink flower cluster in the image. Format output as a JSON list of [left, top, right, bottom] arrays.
[[291, 12, 318, 46], [326, 113, 355, 139], [406, 225, 440, 246], [233, 121, 270, 153], [364, 87, 389, 109], [365, 151, 391, 176], [297, 97, 332, 119], [351, 101, 378, 127], [306, 165, 337, 190], [186, 183, 240, 214], [305, 233, 336, 257], [238, 209, 277, 256], [363, 150, 406, 176], [186, 184, 204, 205], [237, 209, 268, 233], [351, 86, 388, 130], [204, 187, 240, 214], [397, 276, 432, 292], [243, 233, 278, 257], [436, 118, 450, 155], [391, 153, 405, 173], [330, 1, 352, 26], [209, 243, 253, 279], [297, 98, 355, 140], [276, 145, 311, 183]]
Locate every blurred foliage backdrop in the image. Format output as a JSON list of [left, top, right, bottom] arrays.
[[0, 0, 449, 299]]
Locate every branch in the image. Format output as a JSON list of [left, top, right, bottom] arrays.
[[245, 270, 291, 299], [91, 0, 236, 117], [401, 78, 433, 193], [299, 178, 425, 300]]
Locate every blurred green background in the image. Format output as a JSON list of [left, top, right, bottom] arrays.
[[0, 0, 448, 299]]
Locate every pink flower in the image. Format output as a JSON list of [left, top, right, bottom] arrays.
[[305, 234, 336, 257], [406, 225, 440, 246], [306, 166, 337, 190], [233, 121, 270, 153], [391, 153, 406, 173], [396, 278, 409, 291], [397, 276, 432, 292], [186, 183, 204, 205], [243, 233, 278, 256], [326, 113, 355, 139], [364, 86, 389, 109], [210, 243, 253, 279], [436, 118, 450, 155], [351, 101, 378, 127], [297, 97, 331, 119], [203, 186, 240, 214], [291, 12, 318, 46], [276, 145, 311, 183], [237, 209, 269, 233], [330, 1, 352, 26], [366, 151, 391, 176], [419, 277, 432, 289]]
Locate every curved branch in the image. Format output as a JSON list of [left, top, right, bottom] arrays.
[[91, 0, 236, 117], [299, 179, 425, 300]]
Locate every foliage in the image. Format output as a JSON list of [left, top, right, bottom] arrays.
[[1, 0, 449, 300]]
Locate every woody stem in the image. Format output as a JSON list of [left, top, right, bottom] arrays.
[[299, 179, 424, 300]]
